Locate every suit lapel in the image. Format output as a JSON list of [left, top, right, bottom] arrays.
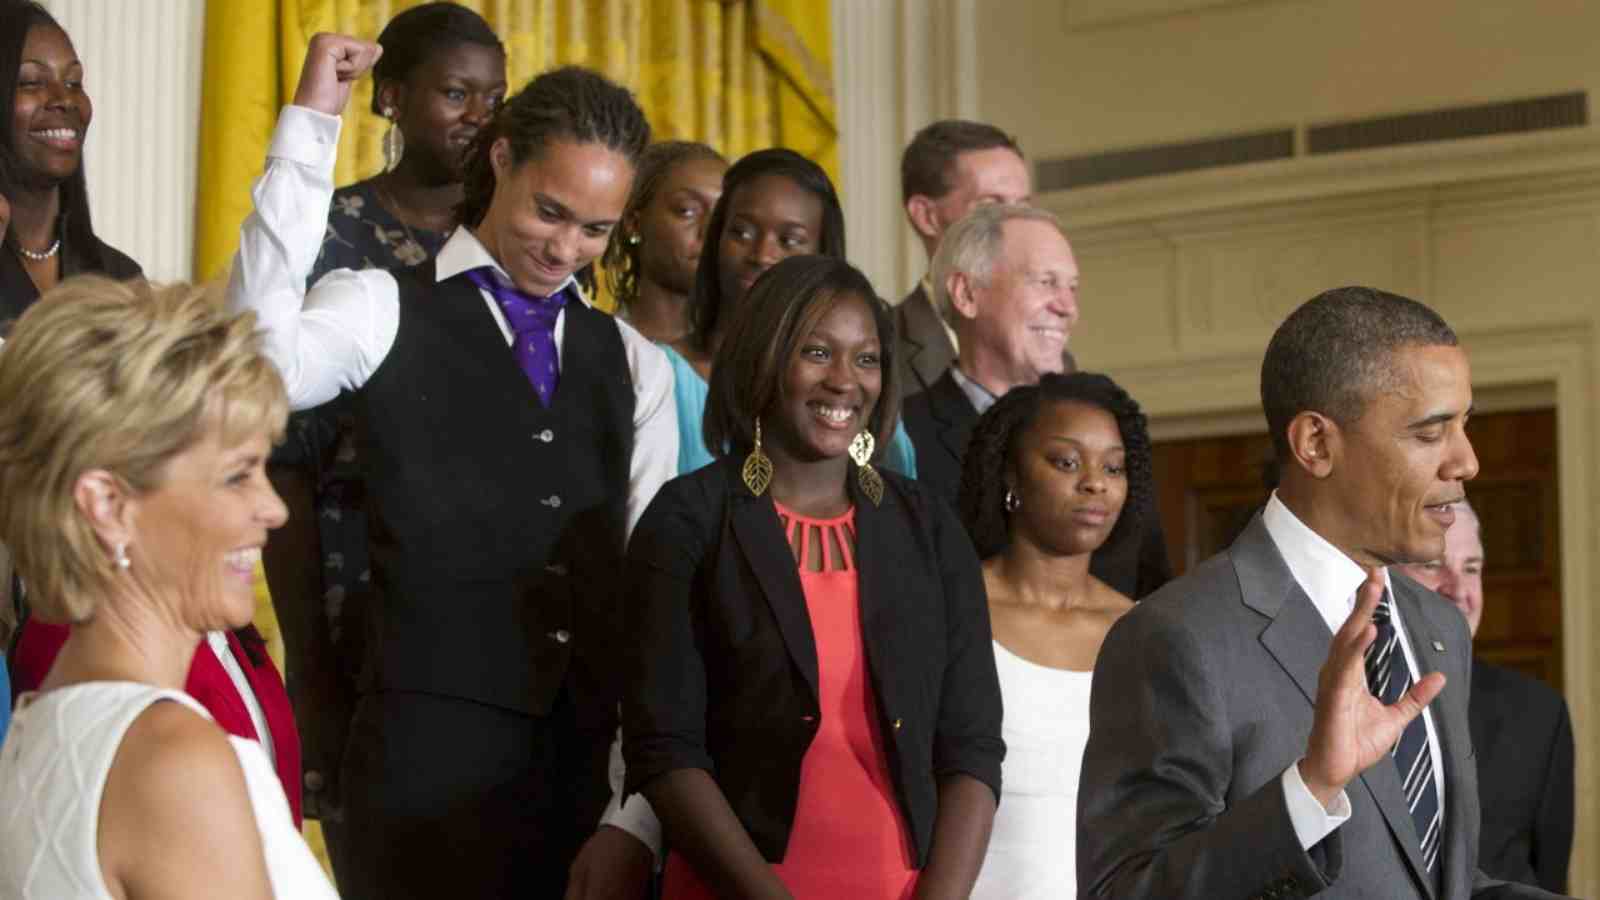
[[1232, 519, 1436, 898], [729, 491, 820, 703], [928, 372, 977, 468], [850, 476, 898, 653], [1235, 517, 1327, 709], [900, 286, 955, 391]]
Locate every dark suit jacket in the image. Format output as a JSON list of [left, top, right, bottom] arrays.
[[901, 368, 1173, 599], [894, 283, 1078, 399], [1078, 515, 1567, 899], [10, 621, 305, 825], [621, 456, 1004, 866], [1470, 659, 1574, 892]]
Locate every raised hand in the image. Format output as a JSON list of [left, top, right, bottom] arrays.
[[291, 33, 382, 117], [1298, 568, 1445, 808]]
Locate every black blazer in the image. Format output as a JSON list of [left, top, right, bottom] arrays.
[[901, 368, 1175, 599], [621, 456, 1004, 866], [1469, 659, 1574, 892], [0, 232, 141, 326]]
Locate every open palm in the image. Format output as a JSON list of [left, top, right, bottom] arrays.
[[1299, 569, 1445, 805]]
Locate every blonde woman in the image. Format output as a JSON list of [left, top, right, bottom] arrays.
[[0, 276, 335, 898]]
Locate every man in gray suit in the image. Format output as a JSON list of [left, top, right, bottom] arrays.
[[1078, 286, 1570, 899], [896, 120, 1036, 396]]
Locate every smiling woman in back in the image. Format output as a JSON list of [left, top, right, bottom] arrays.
[[0, 0, 140, 321]]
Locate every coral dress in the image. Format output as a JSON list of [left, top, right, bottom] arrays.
[[662, 503, 919, 899]]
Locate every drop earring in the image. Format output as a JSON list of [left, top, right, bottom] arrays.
[[849, 430, 884, 506], [113, 543, 131, 570], [382, 106, 405, 173], [1004, 488, 1020, 512], [742, 419, 773, 496]]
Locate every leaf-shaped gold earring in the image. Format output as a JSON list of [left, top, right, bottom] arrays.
[[742, 419, 773, 496], [382, 107, 405, 173], [849, 430, 883, 506]]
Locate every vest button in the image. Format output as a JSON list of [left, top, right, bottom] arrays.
[[541, 494, 562, 508], [550, 629, 572, 644], [304, 770, 326, 792], [535, 429, 554, 442]]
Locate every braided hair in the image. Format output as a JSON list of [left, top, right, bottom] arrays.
[[958, 372, 1153, 561], [601, 140, 727, 312]]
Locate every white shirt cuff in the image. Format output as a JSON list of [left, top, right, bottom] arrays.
[[1281, 761, 1352, 850], [268, 105, 341, 168], [599, 730, 662, 861]]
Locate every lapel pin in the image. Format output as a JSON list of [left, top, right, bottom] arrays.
[[1432, 640, 1445, 652]]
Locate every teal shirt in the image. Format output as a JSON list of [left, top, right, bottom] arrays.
[[661, 344, 918, 478]]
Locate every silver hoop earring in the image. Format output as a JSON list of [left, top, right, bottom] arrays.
[[114, 543, 131, 570], [1003, 488, 1020, 513]]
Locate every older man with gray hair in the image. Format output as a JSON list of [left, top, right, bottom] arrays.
[[901, 203, 1171, 597]]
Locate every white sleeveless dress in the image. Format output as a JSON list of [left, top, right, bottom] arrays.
[[0, 681, 337, 899], [970, 642, 1094, 900]]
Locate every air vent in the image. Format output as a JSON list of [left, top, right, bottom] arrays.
[[1307, 92, 1587, 155], [1036, 129, 1295, 191]]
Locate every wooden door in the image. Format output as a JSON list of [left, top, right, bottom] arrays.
[[1150, 408, 1563, 691]]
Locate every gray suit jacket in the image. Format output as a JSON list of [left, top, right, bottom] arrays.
[[895, 283, 955, 398], [1077, 515, 1567, 900]]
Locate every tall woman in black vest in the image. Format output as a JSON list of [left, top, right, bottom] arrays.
[[624, 255, 1003, 899], [228, 35, 677, 898], [257, 5, 507, 876], [0, 1, 140, 322]]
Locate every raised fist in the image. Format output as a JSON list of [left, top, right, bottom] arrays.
[[291, 33, 382, 117]]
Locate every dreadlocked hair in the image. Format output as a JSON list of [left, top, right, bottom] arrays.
[[602, 141, 726, 312], [958, 372, 1153, 561], [458, 65, 650, 228]]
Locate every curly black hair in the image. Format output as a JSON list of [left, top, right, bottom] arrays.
[[958, 372, 1153, 561]]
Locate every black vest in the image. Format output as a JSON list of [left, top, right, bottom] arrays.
[[354, 262, 634, 720]]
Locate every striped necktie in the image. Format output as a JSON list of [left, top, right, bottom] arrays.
[[1364, 590, 1443, 875]]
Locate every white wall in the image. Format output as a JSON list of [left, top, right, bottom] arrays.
[[42, 0, 204, 282]]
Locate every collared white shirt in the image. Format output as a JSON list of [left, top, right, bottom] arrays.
[[228, 104, 677, 540], [1261, 492, 1447, 851], [227, 104, 673, 851]]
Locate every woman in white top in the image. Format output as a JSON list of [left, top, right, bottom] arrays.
[[956, 372, 1153, 900], [0, 274, 336, 900]]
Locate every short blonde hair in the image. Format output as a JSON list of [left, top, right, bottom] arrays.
[[929, 203, 1067, 326], [0, 276, 287, 623]]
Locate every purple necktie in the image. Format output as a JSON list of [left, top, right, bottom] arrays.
[[465, 267, 568, 407]]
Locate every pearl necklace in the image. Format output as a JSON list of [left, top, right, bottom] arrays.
[[17, 238, 61, 261]]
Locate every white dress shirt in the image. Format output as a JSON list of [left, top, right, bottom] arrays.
[[1260, 492, 1447, 852], [227, 104, 673, 850]]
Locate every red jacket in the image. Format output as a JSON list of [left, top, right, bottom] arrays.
[[10, 621, 304, 826]]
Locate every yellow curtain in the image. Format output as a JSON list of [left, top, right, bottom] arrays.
[[194, 0, 837, 284]]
